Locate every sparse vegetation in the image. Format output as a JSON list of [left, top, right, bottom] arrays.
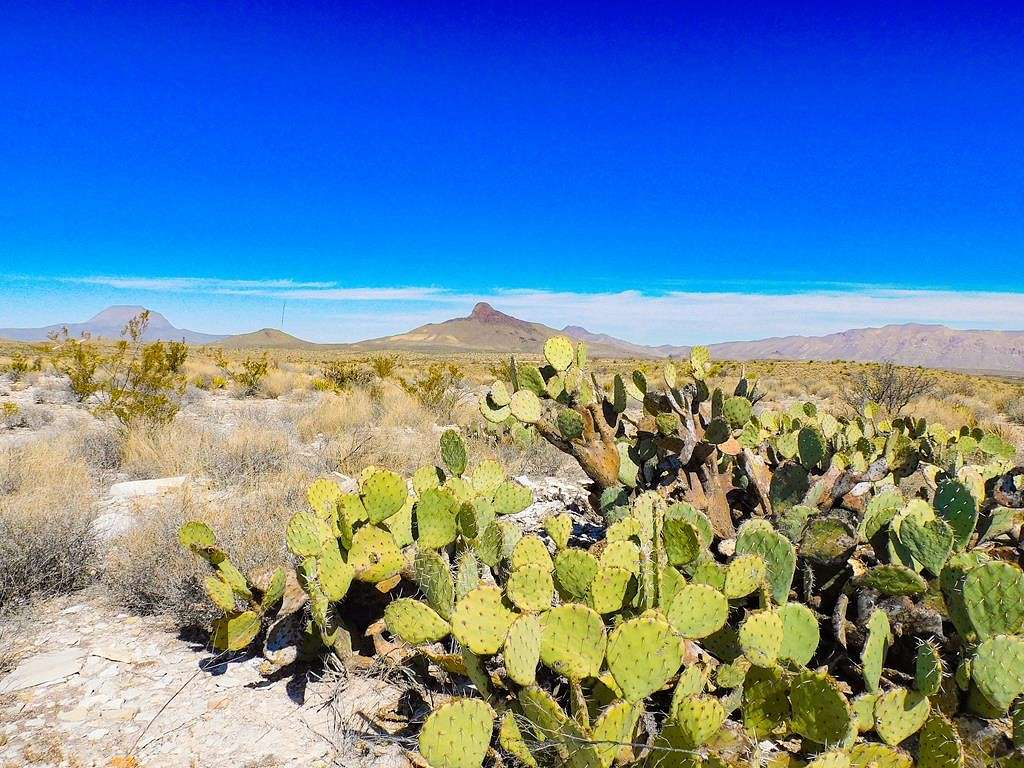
[[841, 360, 936, 415]]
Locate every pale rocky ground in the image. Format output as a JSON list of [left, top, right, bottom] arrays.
[[0, 375, 591, 768]]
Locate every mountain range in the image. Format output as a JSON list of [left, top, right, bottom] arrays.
[[3, 302, 1023, 374]]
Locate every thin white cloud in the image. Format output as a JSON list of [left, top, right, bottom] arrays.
[[13, 274, 1024, 344]]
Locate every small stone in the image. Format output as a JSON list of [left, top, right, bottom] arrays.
[[86, 727, 109, 740], [58, 707, 91, 722], [0, 648, 88, 694]]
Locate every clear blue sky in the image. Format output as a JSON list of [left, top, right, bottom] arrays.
[[2, 1, 1022, 342]]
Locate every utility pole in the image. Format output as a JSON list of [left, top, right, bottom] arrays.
[[280, 301, 286, 330]]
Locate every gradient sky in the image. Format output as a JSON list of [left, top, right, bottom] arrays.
[[2, 1, 1022, 343]]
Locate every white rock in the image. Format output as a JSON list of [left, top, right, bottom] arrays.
[[0, 648, 88, 694], [107, 476, 190, 499]]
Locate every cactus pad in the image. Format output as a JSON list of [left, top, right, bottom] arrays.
[[588, 564, 633, 614], [606, 616, 684, 702], [211, 610, 261, 651], [471, 459, 505, 497], [778, 602, 820, 666], [344, 525, 401, 583], [724, 395, 753, 428], [554, 548, 599, 599], [511, 534, 554, 572], [418, 698, 495, 768], [385, 598, 451, 645], [416, 488, 459, 549], [663, 519, 701, 566], [898, 514, 953, 577], [510, 390, 542, 423], [360, 469, 408, 523], [506, 564, 554, 612], [862, 609, 892, 693], [318, 545, 355, 600], [544, 513, 572, 550], [286, 511, 332, 558], [539, 603, 606, 680], [739, 609, 784, 667], [413, 464, 444, 495], [849, 744, 913, 768], [962, 560, 1024, 638], [543, 335, 575, 371], [874, 686, 930, 745], [934, 479, 978, 550], [492, 480, 533, 515], [790, 670, 852, 746], [915, 641, 944, 696], [736, 519, 797, 604], [972, 634, 1024, 711], [452, 584, 514, 655], [414, 549, 455, 620], [917, 713, 964, 768], [666, 583, 728, 638], [674, 695, 726, 748], [592, 700, 641, 768], [504, 613, 542, 686], [600, 539, 641, 576], [856, 564, 928, 596], [204, 574, 236, 612], [724, 553, 766, 599], [179, 520, 217, 551], [439, 429, 468, 477], [743, 664, 791, 737]]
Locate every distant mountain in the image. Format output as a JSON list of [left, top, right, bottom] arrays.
[[220, 328, 317, 349], [350, 302, 652, 358], [708, 324, 1024, 373], [0, 306, 225, 344]]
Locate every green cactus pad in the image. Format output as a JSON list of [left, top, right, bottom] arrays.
[[415, 487, 459, 549], [418, 698, 495, 768], [204, 574, 236, 612], [739, 610, 784, 667], [451, 584, 514, 656], [318, 545, 355, 600], [736, 519, 797, 604], [606, 616, 684, 702], [539, 603, 606, 680], [543, 335, 575, 371], [724, 553, 766, 599], [606, 516, 641, 543], [666, 583, 728, 638], [917, 713, 964, 768], [439, 429, 468, 477], [770, 462, 810, 513], [385, 495, 414, 548], [360, 469, 408, 523], [506, 564, 555, 612], [743, 664, 790, 737], [471, 459, 505, 497], [455, 550, 481, 600], [488, 379, 512, 408], [963, 560, 1024, 638], [307, 477, 342, 516], [723, 395, 753, 428], [554, 548, 599, 599], [778, 602, 820, 666], [385, 598, 451, 645], [211, 610, 261, 651], [666, 502, 715, 549], [807, 752, 852, 768], [557, 408, 585, 441], [600, 539, 641, 575], [498, 711, 538, 768], [347, 525, 404, 583], [544, 513, 572, 550], [414, 549, 455, 620], [663, 519, 701, 566], [860, 489, 904, 540], [258, 568, 287, 613], [972, 634, 1024, 711], [673, 695, 726, 748], [503, 613, 542, 686], [511, 534, 554, 572], [790, 670, 853, 746], [286, 511, 332, 558], [591, 700, 641, 768], [480, 399, 511, 423], [715, 657, 750, 688], [659, 565, 688, 610], [852, 692, 879, 733], [915, 641, 944, 696], [862, 608, 893, 693], [849, 744, 913, 768], [492, 480, 533, 515], [510, 390, 542, 423], [800, 516, 857, 565], [798, 426, 826, 467], [874, 686, 930, 745], [898, 514, 954, 577], [413, 464, 445, 495], [588, 565, 633, 614], [934, 479, 978, 550], [856, 564, 928, 596], [179, 520, 217, 551]]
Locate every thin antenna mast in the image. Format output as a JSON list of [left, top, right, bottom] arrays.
[[280, 301, 286, 329]]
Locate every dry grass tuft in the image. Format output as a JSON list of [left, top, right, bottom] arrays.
[[0, 438, 98, 610], [297, 390, 374, 441]]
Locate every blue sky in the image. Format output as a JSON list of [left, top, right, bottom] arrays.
[[2, 1, 1022, 343]]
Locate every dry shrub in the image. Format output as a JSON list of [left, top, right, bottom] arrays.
[[259, 367, 311, 399], [0, 438, 98, 610], [120, 419, 211, 479], [376, 381, 431, 428], [203, 420, 291, 486], [297, 390, 374, 441], [103, 469, 309, 626], [1003, 395, 1024, 426]]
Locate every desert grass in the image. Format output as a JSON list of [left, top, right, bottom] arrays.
[[0, 437, 98, 610]]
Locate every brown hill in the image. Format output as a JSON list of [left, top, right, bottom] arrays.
[[351, 302, 653, 358], [708, 324, 1024, 373], [218, 328, 317, 349]]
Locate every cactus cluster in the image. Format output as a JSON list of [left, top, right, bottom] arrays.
[[182, 338, 1024, 768]]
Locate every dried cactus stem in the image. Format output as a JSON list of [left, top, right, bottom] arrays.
[[532, 404, 621, 490]]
